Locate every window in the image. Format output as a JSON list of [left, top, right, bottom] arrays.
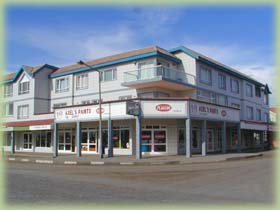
[[53, 103, 67, 108], [230, 78, 239, 93], [4, 84, 13, 97], [5, 103, 13, 116], [218, 74, 226, 90], [17, 105, 29, 119], [101, 69, 117, 82], [264, 113, 269, 123], [18, 81, 30, 95], [55, 77, 69, 93], [256, 109, 261, 121], [199, 66, 212, 85], [216, 94, 228, 106], [197, 89, 215, 103], [36, 131, 51, 148], [255, 86, 261, 97], [246, 84, 253, 97], [264, 94, 269, 105], [231, 103, 240, 109], [246, 106, 254, 120], [76, 73, 88, 90]]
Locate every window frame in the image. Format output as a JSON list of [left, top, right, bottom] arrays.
[[230, 78, 239, 94], [4, 84, 13, 97], [245, 83, 253, 97], [76, 73, 89, 90], [18, 81, 30, 95], [218, 74, 226, 90], [55, 77, 69, 93], [256, 109, 261, 121], [17, 104, 29, 119], [255, 86, 261, 97], [246, 106, 254, 120], [101, 68, 117, 82], [5, 102, 14, 116], [199, 66, 212, 85]]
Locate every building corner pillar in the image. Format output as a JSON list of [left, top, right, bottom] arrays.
[[76, 122, 81, 157], [185, 118, 192, 158], [53, 123, 58, 158], [201, 120, 207, 156], [10, 131, 15, 154]]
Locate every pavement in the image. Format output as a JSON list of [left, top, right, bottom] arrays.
[[3, 151, 264, 166]]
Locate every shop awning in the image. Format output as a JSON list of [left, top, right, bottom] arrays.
[[3, 119, 54, 131]]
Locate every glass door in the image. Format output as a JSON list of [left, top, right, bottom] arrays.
[[58, 130, 74, 152], [153, 130, 166, 152], [141, 130, 152, 152], [23, 133, 32, 150]]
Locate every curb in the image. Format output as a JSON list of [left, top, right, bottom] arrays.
[[4, 153, 263, 166]]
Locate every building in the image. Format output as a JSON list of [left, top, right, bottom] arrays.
[[1, 45, 272, 158], [269, 107, 278, 148]]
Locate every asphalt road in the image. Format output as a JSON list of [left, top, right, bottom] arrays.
[[5, 151, 276, 205]]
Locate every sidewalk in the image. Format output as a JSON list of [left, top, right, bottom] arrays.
[[3, 151, 263, 166]]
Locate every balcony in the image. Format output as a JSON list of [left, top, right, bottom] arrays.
[[122, 66, 196, 91]]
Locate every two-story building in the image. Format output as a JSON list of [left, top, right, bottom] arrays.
[[1, 45, 272, 158]]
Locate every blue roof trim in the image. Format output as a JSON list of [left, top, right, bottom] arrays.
[[168, 46, 199, 59], [50, 51, 181, 78]]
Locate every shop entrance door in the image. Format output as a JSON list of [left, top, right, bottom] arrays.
[[81, 129, 97, 152], [192, 128, 201, 153], [23, 133, 32, 150], [59, 130, 75, 152], [142, 129, 167, 153], [207, 129, 214, 152]]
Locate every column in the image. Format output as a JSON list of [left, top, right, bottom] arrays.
[[108, 118, 113, 158], [222, 122, 227, 154], [185, 118, 192, 158], [10, 131, 15, 154], [76, 122, 81, 157], [136, 115, 142, 159], [201, 120, 207, 156], [53, 123, 58, 158], [237, 123, 241, 153]]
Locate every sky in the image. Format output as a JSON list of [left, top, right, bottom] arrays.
[[5, 5, 275, 105]]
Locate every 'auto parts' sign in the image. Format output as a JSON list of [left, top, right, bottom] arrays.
[[141, 101, 187, 118], [189, 101, 240, 122]]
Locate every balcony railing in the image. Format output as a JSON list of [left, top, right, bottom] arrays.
[[123, 65, 196, 86]]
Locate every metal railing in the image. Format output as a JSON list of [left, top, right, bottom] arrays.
[[123, 65, 196, 86]]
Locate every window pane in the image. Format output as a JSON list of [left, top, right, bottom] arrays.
[[121, 129, 130, 149]]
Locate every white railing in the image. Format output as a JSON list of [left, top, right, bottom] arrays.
[[123, 65, 196, 86]]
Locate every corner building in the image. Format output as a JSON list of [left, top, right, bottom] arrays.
[[2, 46, 272, 157]]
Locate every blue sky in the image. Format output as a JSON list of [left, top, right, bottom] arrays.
[[5, 5, 275, 104]]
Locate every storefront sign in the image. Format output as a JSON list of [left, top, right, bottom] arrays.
[[241, 121, 268, 131], [141, 101, 187, 118], [189, 101, 240, 122], [29, 125, 52, 131], [55, 103, 132, 122]]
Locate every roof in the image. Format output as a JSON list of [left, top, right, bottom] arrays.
[[270, 107, 277, 113], [4, 119, 54, 127], [169, 46, 266, 87], [3, 64, 58, 83], [51, 45, 181, 78]]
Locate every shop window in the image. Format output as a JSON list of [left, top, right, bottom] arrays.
[[2, 132, 11, 146], [254, 132, 261, 145], [36, 131, 51, 148]]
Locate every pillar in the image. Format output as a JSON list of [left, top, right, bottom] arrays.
[[222, 122, 226, 154], [10, 131, 15, 154], [201, 120, 207, 156], [136, 115, 142, 159], [76, 122, 81, 157], [237, 123, 241, 153], [185, 118, 192, 158], [53, 123, 58, 158], [108, 118, 113, 158]]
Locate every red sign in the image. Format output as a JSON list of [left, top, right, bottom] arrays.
[[154, 134, 165, 139], [96, 108, 105, 114], [156, 104, 172, 112], [221, 110, 227, 117], [142, 134, 151, 139]]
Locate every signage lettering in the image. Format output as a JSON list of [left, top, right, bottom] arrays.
[[156, 104, 172, 112]]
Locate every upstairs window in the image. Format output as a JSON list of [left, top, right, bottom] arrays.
[[216, 94, 228, 106], [255, 86, 261, 97], [199, 66, 212, 85], [256, 109, 261, 121], [246, 84, 253, 97], [55, 77, 69, 93], [17, 105, 29, 119], [18, 75, 30, 95], [76, 73, 88, 90], [197, 89, 215, 103], [5, 103, 13, 116], [264, 113, 269, 122], [230, 78, 239, 94], [218, 74, 226, 90], [4, 84, 13, 97], [101, 69, 117, 82], [264, 94, 269, 105], [246, 106, 254, 120]]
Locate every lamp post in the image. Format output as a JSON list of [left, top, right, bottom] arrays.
[[77, 60, 103, 158]]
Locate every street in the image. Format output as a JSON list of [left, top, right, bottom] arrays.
[[5, 151, 275, 205]]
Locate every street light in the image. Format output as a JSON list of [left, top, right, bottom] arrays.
[[77, 60, 103, 158]]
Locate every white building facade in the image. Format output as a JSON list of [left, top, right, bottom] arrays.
[[1, 46, 271, 157]]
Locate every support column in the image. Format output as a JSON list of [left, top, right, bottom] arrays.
[[136, 115, 142, 159], [108, 118, 113, 158], [76, 122, 81, 157], [53, 123, 58, 158], [185, 118, 192, 158], [237, 123, 241, 153], [201, 120, 207, 156], [222, 122, 227, 154], [10, 131, 15, 154]]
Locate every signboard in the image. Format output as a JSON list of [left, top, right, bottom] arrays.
[[240, 121, 268, 131], [55, 103, 132, 122], [29, 125, 52, 131], [189, 101, 240, 122], [126, 101, 140, 116], [141, 101, 187, 118]]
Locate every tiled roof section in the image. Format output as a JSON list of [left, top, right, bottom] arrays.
[[22, 64, 45, 73], [52, 46, 178, 76], [3, 72, 15, 81]]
